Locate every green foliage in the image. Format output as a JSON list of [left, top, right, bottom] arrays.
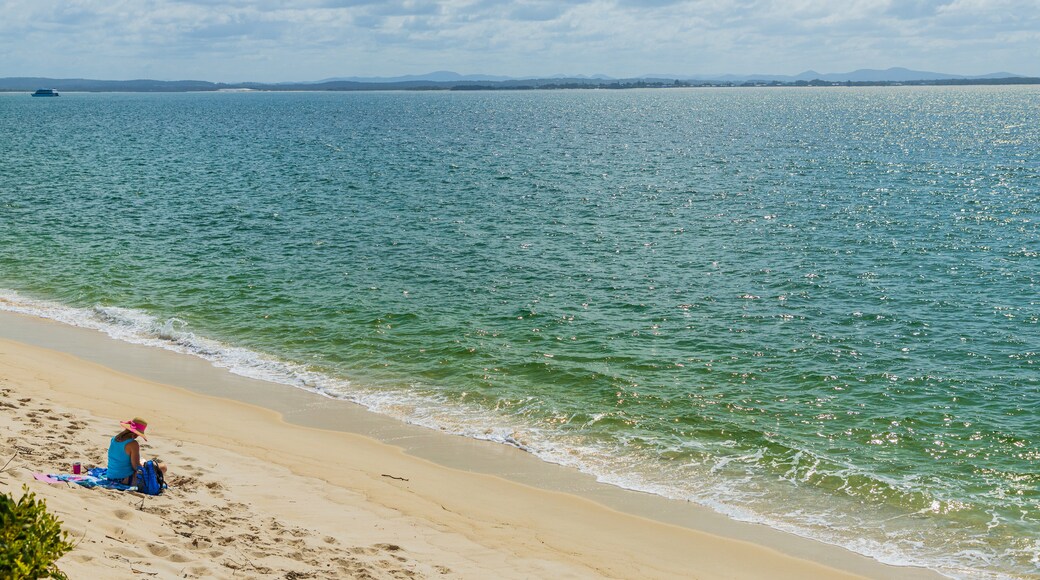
[[0, 485, 73, 580]]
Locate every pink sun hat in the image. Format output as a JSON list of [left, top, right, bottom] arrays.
[[120, 418, 149, 441]]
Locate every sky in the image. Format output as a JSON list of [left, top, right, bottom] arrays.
[[1, 0, 1038, 82]]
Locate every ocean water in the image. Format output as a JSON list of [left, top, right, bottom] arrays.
[[1, 87, 1037, 578]]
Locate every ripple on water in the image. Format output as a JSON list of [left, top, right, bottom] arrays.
[[1, 87, 1038, 578]]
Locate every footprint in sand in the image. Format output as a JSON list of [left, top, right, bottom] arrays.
[[184, 536, 208, 548], [113, 509, 134, 521], [247, 548, 270, 559], [350, 546, 386, 557], [68, 553, 96, 564], [107, 545, 144, 559], [344, 560, 381, 577], [146, 543, 172, 557], [288, 549, 309, 560]]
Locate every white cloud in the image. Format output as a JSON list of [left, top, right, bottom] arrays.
[[0, 0, 1035, 81]]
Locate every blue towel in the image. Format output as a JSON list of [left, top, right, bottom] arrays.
[[37, 467, 135, 491]]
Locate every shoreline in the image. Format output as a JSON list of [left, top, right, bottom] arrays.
[[0, 310, 942, 578]]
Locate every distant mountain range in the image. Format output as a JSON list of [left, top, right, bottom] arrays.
[[0, 68, 1032, 92], [312, 70, 516, 84], [313, 71, 618, 83], [674, 67, 1022, 83], [318, 67, 1023, 84]]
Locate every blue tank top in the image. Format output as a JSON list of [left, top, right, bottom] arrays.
[[107, 436, 135, 480]]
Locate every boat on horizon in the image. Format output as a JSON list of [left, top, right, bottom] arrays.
[[31, 88, 60, 97]]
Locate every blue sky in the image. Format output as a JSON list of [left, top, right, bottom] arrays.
[[2, 0, 1037, 82]]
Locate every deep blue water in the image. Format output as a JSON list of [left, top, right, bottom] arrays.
[[1, 87, 1038, 578]]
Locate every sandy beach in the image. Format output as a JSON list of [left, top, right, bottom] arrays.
[[0, 311, 943, 579]]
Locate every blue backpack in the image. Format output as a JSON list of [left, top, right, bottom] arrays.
[[136, 460, 166, 495]]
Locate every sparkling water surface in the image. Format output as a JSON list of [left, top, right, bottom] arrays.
[[1, 87, 1038, 578]]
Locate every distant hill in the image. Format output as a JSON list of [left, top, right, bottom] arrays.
[[312, 71, 515, 84], [0, 77, 217, 92], [305, 67, 1026, 84], [674, 67, 1025, 83], [803, 67, 1021, 82], [0, 68, 1034, 93]]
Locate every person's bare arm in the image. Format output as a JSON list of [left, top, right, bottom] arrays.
[[127, 440, 142, 470]]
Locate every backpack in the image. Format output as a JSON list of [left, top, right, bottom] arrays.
[[136, 460, 167, 495]]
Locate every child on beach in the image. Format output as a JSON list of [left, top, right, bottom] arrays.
[[106, 417, 167, 486]]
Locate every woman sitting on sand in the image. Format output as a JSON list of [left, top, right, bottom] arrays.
[[106, 417, 166, 485]]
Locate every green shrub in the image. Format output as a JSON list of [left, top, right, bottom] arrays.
[[0, 485, 73, 580]]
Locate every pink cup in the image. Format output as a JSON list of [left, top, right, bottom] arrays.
[[72, 462, 81, 474]]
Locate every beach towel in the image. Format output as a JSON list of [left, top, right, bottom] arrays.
[[33, 467, 135, 491]]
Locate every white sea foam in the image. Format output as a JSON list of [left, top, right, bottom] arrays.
[[0, 289, 345, 397], [0, 288, 1017, 579]]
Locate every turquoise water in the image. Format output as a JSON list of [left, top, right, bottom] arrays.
[[1, 87, 1037, 578]]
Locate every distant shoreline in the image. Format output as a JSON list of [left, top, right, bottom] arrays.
[[2, 76, 1039, 93]]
